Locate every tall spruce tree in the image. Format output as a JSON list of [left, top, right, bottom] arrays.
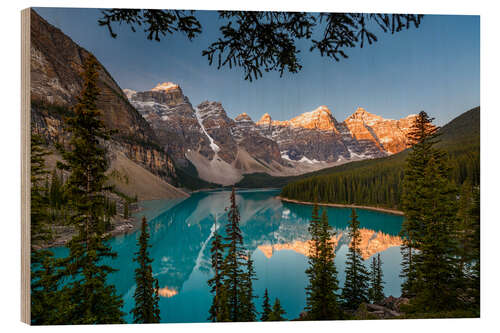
[[411, 153, 459, 312], [399, 111, 438, 297], [304, 205, 342, 320], [131, 216, 161, 323], [341, 209, 370, 310], [30, 134, 51, 247], [400, 111, 462, 313], [221, 187, 247, 321], [208, 218, 228, 322], [368, 254, 385, 304], [240, 252, 258, 321], [269, 298, 286, 321], [57, 55, 124, 324], [368, 256, 376, 303], [30, 133, 65, 325], [456, 180, 480, 303], [260, 288, 272, 321]]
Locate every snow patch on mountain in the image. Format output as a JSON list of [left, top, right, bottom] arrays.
[[281, 151, 292, 161], [298, 156, 321, 164], [151, 82, 180, 92], [348, 148, 370, 160], [123, 88, 136, 99], [194, 107, 220, 153]]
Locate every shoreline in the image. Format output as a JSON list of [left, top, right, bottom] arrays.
[[38, 202, 145, 249], [277, 196, 404, 216]]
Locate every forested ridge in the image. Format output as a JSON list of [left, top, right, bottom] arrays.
[[279, 107, 479, 209]]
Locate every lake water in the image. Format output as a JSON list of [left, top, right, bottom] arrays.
[[52, 189, 404, 323]]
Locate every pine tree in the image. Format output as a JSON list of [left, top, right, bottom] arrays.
[[368, 257, 376, 303], [260, 288, 272, 321], [208, 218, 227, 322], [368, 254, 385, 304], [399, 111, 438, 297], [455, 180, 479, 310], [49, 168, 64, 210], [30, 134, 51, 247], [131, 216, 161, 323], [240, 252, 257, 321], [30, 133, 65, 325], [57, 55, 124, 324], [400, 111, 461, 313], [456, 181, 479, 282], [31, 250, 65, 325], [305, 205, 342, 320], [341, 208, 370, 310], [411, 154, 459, 312], [221, 187, 247, 321], [269, 298, 286, 321]]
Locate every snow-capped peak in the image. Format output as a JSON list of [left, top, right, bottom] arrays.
[[346, 107, 383, 125], [151, 82, 180, 92], [123, 88, 136, 100], [288, 105, 336, 131], [235, 112, 252, 122], [256, 113, 272, 126]]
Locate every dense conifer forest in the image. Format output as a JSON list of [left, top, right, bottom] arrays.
[[279, 107, 479, 209]]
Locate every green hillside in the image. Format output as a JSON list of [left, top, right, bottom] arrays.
[[237, 107, 480, 209]]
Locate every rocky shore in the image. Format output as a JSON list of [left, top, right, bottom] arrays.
[[296, 296, 410, 320], [35, 201, 144, 250]]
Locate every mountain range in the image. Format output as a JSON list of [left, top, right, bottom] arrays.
[[125, 83, 418, 185], [30, 8, 476, 194]]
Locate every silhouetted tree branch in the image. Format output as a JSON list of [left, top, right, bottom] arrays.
[[98, 9, 201, 41], [98, 9, 423, 81]]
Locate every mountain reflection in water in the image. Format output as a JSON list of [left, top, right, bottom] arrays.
[[51, 189, 404, 323]]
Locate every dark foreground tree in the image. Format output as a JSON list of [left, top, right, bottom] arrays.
[[368, 254, 385, 304], [221, 187, 247, 321], [30, 134, 51, 247], [341, 209, 369, 310], [466, 187, 480, 311], [260, 288, 272, 321], [208, 218, 228, 322], [399, 111, 439, 298], [57, 55, 124, 324], [410, 153, 459, 312], [98, 10, 422, 81], [240, 252, 258, 321], [400, 111, 465, 314], [207, 189, 258, 322], [269, 298, 287, 321], [456, 180, 480, 310], [305, 205, 342, 320], [30, 133, 65, 325], [131, 217, 161, 323]]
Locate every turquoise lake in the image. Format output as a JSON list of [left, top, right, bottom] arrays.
[[52, 189, 404, 323]]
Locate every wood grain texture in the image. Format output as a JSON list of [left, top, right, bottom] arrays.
[[21, 7, 31, 325]]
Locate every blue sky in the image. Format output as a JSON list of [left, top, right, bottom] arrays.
[[35, 8, 479, 125]]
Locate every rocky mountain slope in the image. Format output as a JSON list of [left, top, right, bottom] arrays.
[[239, 107, 479, 194], [127, 83, 417, 185], [127, 86, 287, 185], [256, 106, 416, 161], [29, 9, 188, 198]]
